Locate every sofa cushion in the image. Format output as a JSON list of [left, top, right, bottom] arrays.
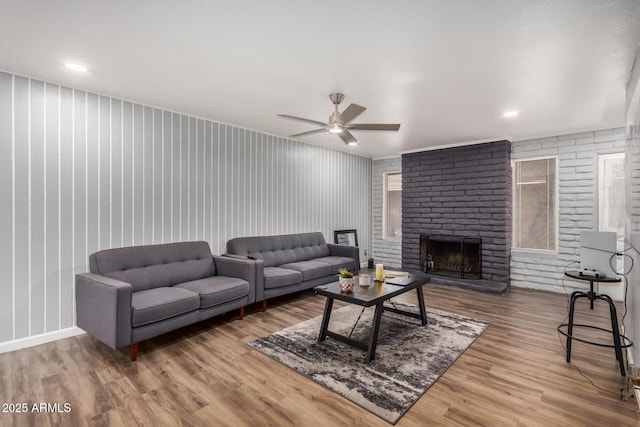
[[226, 232, 330, 267], [263, 267, 303, 289], [313, 256, 357, 272], [175, 276, 249, 309], [90, 241, 216, 292], [131, 287, 200, 327], [279, 260, 335, 281]]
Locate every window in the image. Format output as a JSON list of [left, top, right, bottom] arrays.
[[599, 153, 625, 277], [513, 157, 557, 251], [384, 172, 402, 239], [598, 153, 625, 236]]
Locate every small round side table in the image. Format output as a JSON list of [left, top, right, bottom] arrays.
[[557, 270, 632, 376]]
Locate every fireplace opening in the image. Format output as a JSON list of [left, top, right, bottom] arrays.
[[420, 235, 482, 280]]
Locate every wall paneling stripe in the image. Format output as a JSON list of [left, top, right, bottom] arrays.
[[0, 71, 372, 345]]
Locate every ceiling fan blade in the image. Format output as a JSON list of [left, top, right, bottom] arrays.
[[340, 104, 366, 124], [346, 123, 401, 131], [338, 130, 357, 144], [277, 114, 328, 127], [289, 128, 328, 138]]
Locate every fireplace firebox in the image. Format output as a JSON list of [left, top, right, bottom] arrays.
[[420, 235, 482, 280]]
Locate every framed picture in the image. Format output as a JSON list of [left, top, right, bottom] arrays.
[[334, 229, 358, 246]]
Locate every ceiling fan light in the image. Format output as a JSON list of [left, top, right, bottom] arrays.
[[347, 141, 357, 146], [329, 126, 343, 134]]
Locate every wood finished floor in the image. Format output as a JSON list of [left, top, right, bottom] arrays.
[[1, 282, 640, 426]]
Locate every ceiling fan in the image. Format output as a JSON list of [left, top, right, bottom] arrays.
[[277, 93, 400, 145]]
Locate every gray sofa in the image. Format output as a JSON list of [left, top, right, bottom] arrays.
[[226, 232, 359, 310], [75, 241, 255, 361]]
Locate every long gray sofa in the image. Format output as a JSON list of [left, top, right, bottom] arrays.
[[75, 241, 255, 361], [226, 232, 359, 310]]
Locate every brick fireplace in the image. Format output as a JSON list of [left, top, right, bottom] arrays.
[[401, 140, 511, 291], [420, 234, 482, 280]]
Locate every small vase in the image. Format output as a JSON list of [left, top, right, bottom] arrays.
[[339, 277, 355, 293]]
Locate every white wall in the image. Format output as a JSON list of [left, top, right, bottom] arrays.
[[625, 44, 640, 368], [511, 128, 626, 296], [372, 157, 402, 268], [0, 71, 372, 347]]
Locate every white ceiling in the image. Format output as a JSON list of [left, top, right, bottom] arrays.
[[1, 1, 640, 158]]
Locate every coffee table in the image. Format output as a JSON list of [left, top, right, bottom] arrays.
[[313, 272, 428, 362]]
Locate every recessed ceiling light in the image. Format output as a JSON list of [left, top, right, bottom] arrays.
[[347, 141, 357, 146], [503, 110, 519, 118], [65, 63, 88, 72]]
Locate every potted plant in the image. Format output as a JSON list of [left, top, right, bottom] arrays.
[[337, 268, 355, 293]]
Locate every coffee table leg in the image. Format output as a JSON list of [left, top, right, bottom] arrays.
[[318, 297, 334, 342], [416, 285, 427, 326], [366, 303, 384, 362]]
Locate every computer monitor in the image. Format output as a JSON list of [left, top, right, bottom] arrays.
[[580, 231, 617, 278]]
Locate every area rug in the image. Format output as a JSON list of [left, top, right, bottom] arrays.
[[248, 302, 489, 424]]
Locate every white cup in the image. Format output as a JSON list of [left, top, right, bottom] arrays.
[[359, 273, 371, 287]]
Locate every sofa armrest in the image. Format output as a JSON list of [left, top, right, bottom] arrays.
[[213, 255, 257, 304], [327, 243, 360, 274], [222, 253, 254, 260], [252, 258, 265, 302], [75, 273, 133, 349]]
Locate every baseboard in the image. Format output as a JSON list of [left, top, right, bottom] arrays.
[[623, 322, 638, 407], [0, 327, 85, 354], [626, 344, 640, 409]]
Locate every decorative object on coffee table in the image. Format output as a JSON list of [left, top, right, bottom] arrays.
[[384, 269, 409, 278], [375, 263, 384, 281], [358, 273, 370, 287], [337, 268, 355, 292]]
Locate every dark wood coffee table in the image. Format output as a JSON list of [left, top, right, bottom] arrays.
[[313, 272, 428, 362]]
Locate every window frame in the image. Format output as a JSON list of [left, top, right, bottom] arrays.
[[511, 155, 559, 253], [383, 171, 402, 241], [597, 152, 625, 236]]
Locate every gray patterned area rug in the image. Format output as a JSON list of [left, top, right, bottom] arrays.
[[248, 302, 489, 424]]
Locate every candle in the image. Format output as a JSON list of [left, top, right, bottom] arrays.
[[359, 273, 370, 287], [375, 263, 384, 281]]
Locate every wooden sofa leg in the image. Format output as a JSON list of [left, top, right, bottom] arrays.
[[130, 343, 138, 362], [239, 306, 245, 320], [261, 300, 267, 312]]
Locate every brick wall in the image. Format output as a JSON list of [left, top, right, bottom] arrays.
[[401, 140, 512, 283], [511, 128, 626, 293], [372, 158, 402, 268]]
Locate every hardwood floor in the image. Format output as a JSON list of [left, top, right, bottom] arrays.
[[1, 282, 639, 426]]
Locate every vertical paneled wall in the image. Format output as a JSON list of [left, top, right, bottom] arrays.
[[0, 71, 372, 345]]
